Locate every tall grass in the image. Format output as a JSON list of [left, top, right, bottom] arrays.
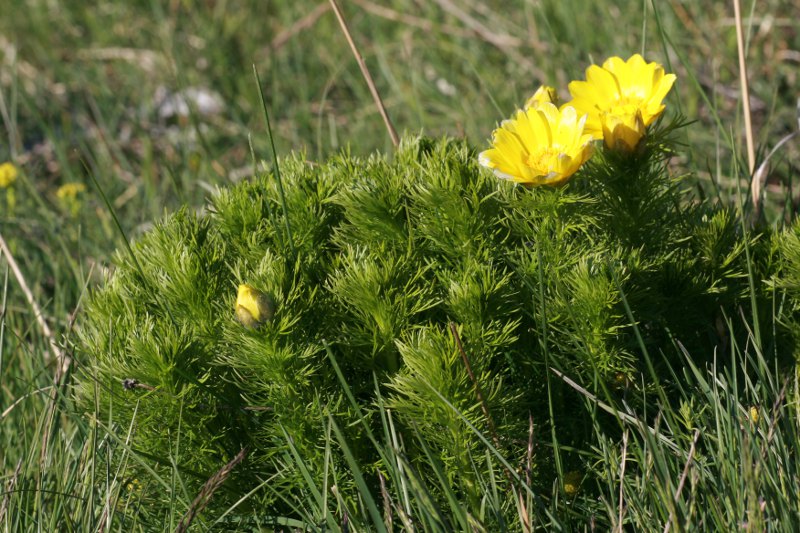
[[259, 313, 800, 531]]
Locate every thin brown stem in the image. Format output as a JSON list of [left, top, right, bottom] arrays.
[[0, 459, 21, 522], [351, 0, 473, 39], [449, 322, 499, 449], [429, 0, 543, 77], [328, 0, 400, 147], [0, 231, 69, 378], [732, 0, 755, 174], [450, 321, 531, 526], [615, 430, 628, 533], [271, 2, 331, 51], [663, 429, 700, 533]]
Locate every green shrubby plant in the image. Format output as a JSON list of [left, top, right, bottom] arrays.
[[76, 117, 774, 524]]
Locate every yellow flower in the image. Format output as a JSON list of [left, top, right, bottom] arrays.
[[479, 103, 595, 187], [235, 284, 275, 329], [524, 85, 559, 109], [567, 54, 676, 152], [563, 470, 582, 496], [56, 182, 86, 201], [56, 182, 87, 217], [749, 406, 759, 424], [0, 162, 18, 188]]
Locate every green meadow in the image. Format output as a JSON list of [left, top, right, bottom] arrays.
[[2, 1, 800, 530]]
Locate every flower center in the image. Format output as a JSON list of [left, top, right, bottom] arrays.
[[525, 147, 561, 176]]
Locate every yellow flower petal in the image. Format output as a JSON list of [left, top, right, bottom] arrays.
[[585, 65, 622, 105]]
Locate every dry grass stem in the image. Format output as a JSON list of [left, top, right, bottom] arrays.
[[450, 321, 531, 525], [615, 430, 628, 533], [75, 47, 166, 74], [328, 0, 400, 147], [663, 429, 701, 533], [0, 459, 22, 522], [430, 0, 523, 48], [0, 231, 69, 378], [732, 0, 755, 174], [750, 128, 799, 220], [0, 386, 53, 419], [449, 322, 500, 449], [551, 367, 680, 453], [430, 0, 543, 77], [378, 471, 393, 532], [352, 0, 473, 39]]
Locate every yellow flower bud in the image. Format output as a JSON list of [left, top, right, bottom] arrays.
[[563, 470, 582, 496], [749, 406, 759, 424], [601, 109, 646, 153], [612, 371, 630, 389], [235, 284, 275, 328], [524, 85, 559, 109]]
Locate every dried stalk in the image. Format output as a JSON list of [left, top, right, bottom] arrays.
[[328, 0, 400, 147]]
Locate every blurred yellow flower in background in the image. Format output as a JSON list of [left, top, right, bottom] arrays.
[[56, 182, 86, 201], [479, 102, 594, 187], [235, 284, 275, 329], [1, 162, 18, 212], [56, 182, 87, 216], [0, 162, 18, 188], [567, 54, 676, 152], [524, 85, 559, 109]]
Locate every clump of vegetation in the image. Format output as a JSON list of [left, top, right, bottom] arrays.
[[76, 106, 776, 525]]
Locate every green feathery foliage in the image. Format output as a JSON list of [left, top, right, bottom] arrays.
[[76, 132, 771, 524]]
